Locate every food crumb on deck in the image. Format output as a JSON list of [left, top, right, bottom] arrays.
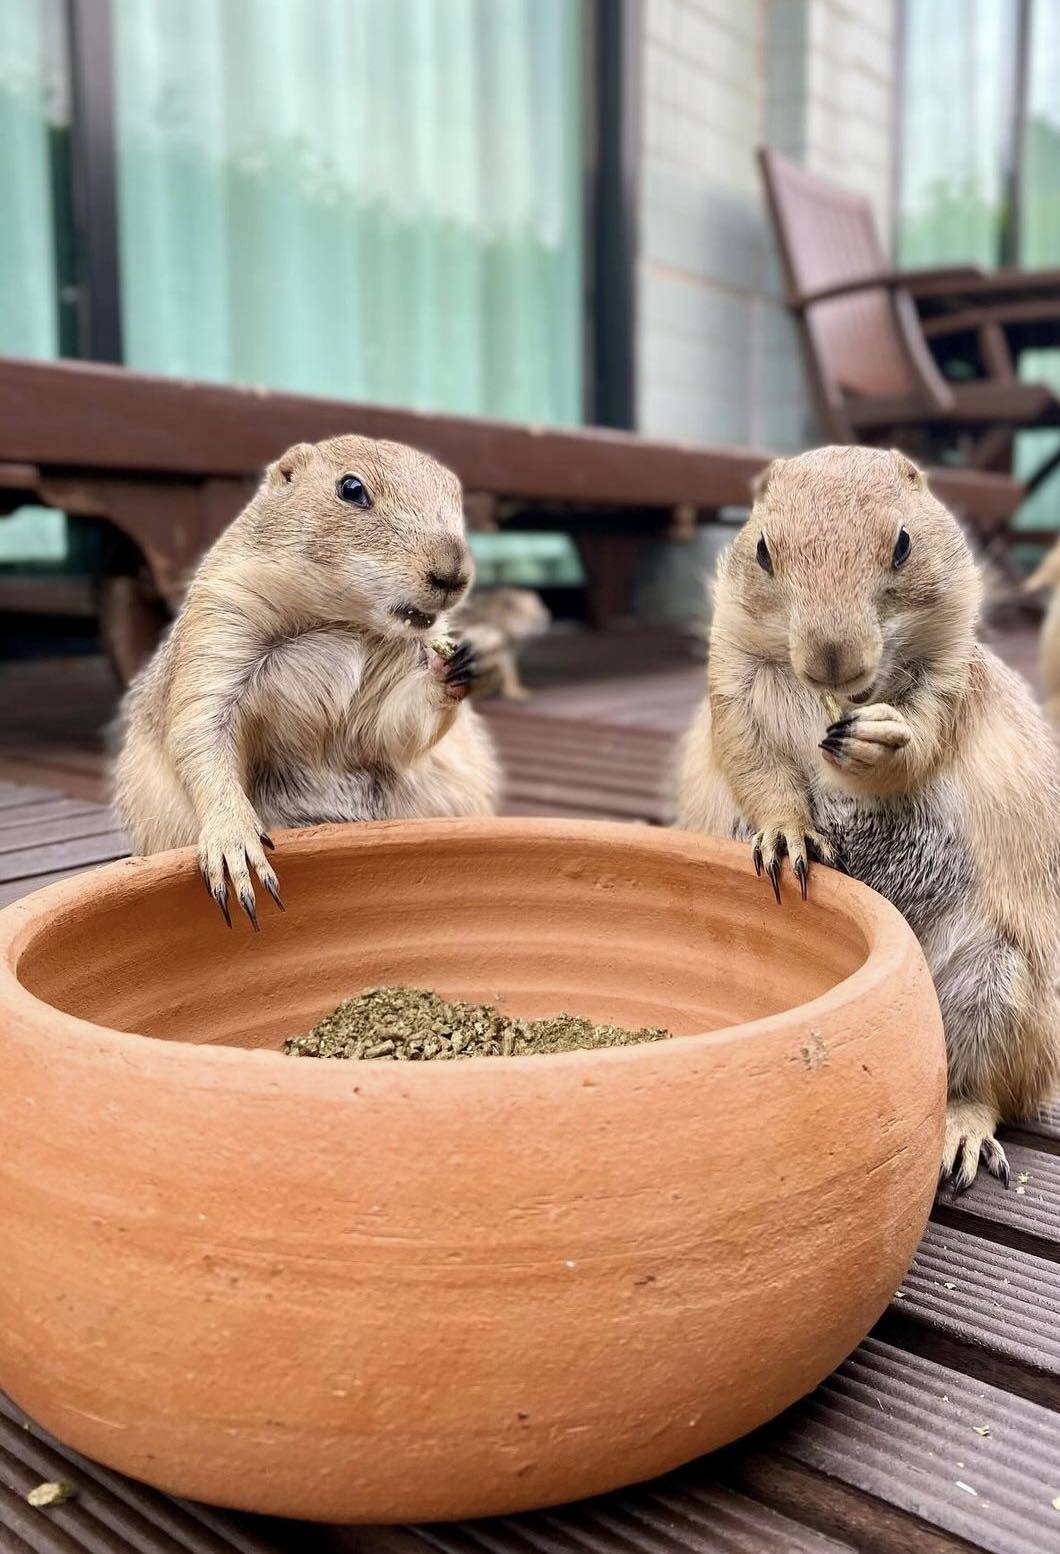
[[27, 1481, 75, 1508]]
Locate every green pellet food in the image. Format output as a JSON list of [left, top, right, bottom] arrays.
[[283, 985, 672, 1061]]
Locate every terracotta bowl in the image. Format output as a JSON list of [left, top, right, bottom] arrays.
[[0, 818, 945, 1524]]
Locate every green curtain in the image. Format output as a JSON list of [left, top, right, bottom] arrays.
[[0, 0, 67, 565], [111, 0, 584, 426], [899, 0, 1060, 532], [1016, 0, 1060, 529], [898, 0, 1019, 267], [0, 0, 58, 359]]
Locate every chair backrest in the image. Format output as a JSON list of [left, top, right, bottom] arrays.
[[759, 149, 928, 435]]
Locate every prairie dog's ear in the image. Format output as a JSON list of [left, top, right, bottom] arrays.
[[890, 448, 925, 489], [265, 441, 315, 489], [752, 458, 784, 503]]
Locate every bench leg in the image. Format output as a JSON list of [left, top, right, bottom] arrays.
[[574, 534, 650, 630]]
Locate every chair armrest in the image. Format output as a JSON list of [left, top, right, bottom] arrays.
[[787, 265, 986, 311]]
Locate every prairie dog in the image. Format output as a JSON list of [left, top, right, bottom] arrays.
[[1025, 538, 1060, 727], [676, 445, 1060, 1191], [451, 586, 552, 700], [115, 435, 500, 925]]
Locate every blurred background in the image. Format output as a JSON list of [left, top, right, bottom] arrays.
[[1, 0, 1058, 647]]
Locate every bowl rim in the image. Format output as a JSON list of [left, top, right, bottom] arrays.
[[0, 816, 926, 1079]]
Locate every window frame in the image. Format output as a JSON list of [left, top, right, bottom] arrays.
[[58, 0, 638, 426]]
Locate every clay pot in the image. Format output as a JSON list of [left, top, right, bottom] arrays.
[[0, 819, 945, 1523]]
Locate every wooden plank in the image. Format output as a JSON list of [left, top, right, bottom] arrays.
[[0, 782, 65, 812], [486, 718, 675, 773], [0, 1393, 298, 1554], [501, 781, 661, 823], [491, 742, 670, 795], [0, 754, 106, 805], [0, 361, 1024, 535], [399, 1483, 859, 1554], [879, 1220, 1060, 1410], [733, 1337, 1060, 1554], [488, 733, 672, 785], [0, 830, 128, 887], [1006, 1101, 1060, 1154], [933, 1143, 1060, 1263], [0, 798, 107, 834], [499, 799, 649, 824], [0, 866, 92, 909], [0, 807, 119, 856], [0, 355, 770, 511]]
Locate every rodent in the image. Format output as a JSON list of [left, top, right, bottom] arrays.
[[676, 444, 1060, 1191], [114, 434, 500, 926], [450, 586, 552, 701], [1024, 537, 1060, 727]]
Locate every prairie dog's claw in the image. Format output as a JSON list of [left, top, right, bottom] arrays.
[[749, 824, 835, 903], [198, 809, 282, 931], [239, 885, 259, 932], [938, 1100, 1007, 1194]]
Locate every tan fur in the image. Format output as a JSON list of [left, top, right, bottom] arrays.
[[451, 586, 552, 701], [114, 435, 500, 922], [1026, 537, 1060, 726], [677, 445, 1060, 1188]]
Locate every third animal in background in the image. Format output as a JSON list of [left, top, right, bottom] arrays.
[[676, 444, 1060, 1194], [1025, 536, 1060, 728], [451, 586, 552, 701]]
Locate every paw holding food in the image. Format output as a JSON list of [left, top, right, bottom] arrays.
[[430, 636, 476, 701], [820, 703, 911, 772]]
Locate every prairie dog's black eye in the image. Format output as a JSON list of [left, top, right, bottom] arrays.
[[337, 474, 371, 509], [892, 526, 911, 569], [756, 534, 773, 575]]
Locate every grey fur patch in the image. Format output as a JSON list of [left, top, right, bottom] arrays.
[[922, 914, 1025, 1100], [251, 762, 392, 827], [811, 778, 973, 939]]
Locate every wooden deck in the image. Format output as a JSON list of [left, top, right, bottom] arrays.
[[2, 623, 1059, 1554]]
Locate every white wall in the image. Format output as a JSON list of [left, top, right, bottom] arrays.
[[635, 0, 897, 456]]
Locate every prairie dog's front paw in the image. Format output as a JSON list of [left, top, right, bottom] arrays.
[[429, 637, 476, 702], [939, 1099, 1008, 1195], [751, 821, 837, 904], [820, 703, 910, 773], [198, 805, 283, 930]]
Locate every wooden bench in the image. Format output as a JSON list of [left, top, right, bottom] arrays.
[[0, 356, 1028, 680]]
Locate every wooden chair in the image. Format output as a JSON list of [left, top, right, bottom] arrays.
[[759, 147, 1060, 527]]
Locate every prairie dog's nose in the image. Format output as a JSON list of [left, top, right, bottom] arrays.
[[426, 538, 472, 600], [801, 638, 872, 692], [427, 566, 470, 599]]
